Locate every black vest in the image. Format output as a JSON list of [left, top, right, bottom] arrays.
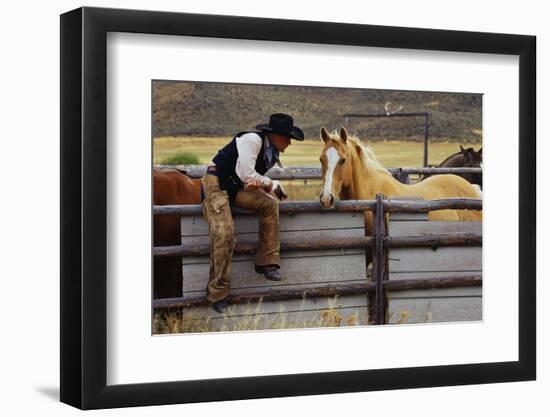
[[212, 131, 274, 204]]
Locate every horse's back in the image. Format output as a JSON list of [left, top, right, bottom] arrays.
[[415, 174, 481, 199], [153, 169, 201, 205], [409, 174, 482, 222]]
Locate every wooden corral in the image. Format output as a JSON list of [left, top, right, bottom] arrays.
[[153, 193, 482, 330]]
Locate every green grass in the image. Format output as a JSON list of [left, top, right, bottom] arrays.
[[160, 151, 200, 165]]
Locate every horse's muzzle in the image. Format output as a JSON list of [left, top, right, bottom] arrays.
[[319, 193, 335, 209]]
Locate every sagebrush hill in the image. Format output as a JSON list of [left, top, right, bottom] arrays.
[[153, 81, 482, 142]]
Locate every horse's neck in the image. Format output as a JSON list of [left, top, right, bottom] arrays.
[[348, 151, 404, 200], [439, 152, 463, 167]]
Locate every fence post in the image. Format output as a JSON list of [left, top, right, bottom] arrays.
[[373, 193, 387, 325]]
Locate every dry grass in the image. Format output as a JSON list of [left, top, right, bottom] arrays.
[[281, 180, 324, 200], [153, 296, 365, 334], [153, 136, 481, 167]]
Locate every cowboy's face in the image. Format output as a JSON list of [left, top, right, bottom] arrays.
[[269, 133, 291, 152]]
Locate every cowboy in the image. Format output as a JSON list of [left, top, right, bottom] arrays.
[[201, 113, 305, 313]]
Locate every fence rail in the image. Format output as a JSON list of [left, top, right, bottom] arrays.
[[154, 233, 481, 257], [154, 164, 482, 180], [153, 198, 482, 216], [153, 275, 482, 310]]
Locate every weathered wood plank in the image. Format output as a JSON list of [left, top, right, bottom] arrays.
[[181, 211, 364, 237], [373, 193, 387, 325], [182, 246, 366, 265], [186, 227, 365, 243], [181, 251, 367, 292], [154, 165, 325, 180], [155, 286, 371, 309], [384, 198, 482, 212], [155, 276, 481, 308], [389, 246, 482, 273], [156, 200, 376, 216], [183, 281, 361, 302], [384, 234, 482, 248], [388, 291, 482, 324], [385, 275, 481, 291], [389, 220, 482, 237], [155, 198, 481, 216], [389, 285, 481, 299], [154, 164, 481, 180], [388, 213, 429, 222], [386, 198, 428, 222], [389, 271, 481, 281], [156, 235, 373, 257]]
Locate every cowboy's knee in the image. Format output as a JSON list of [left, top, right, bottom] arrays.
[[212, 224, 235, 246], [259, 196, 279, 214]]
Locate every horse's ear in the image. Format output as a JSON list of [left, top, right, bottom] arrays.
[[339, 127, 348, 143], [459, 145, 465, 153], [478, 147, 482, 156], [320, 127, 330, 143]]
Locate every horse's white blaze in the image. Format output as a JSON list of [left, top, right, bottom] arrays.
[[321, 147, 339, 203]]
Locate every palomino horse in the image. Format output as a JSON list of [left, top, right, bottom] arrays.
[[424, 145, 482, 188], [154, 169, 202, 298], [319, 127, 482, 242]]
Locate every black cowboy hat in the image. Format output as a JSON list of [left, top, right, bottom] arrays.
[[255, 113, 305, 141]]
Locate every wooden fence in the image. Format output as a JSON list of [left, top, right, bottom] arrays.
[[153, 194, 482, 326], [154, 164, 482, 181]]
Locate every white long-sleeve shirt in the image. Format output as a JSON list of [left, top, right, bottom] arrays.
[[235, 132, 272, 185]]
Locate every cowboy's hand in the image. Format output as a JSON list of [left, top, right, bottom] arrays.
[[269, 180, 288, 201], [244, 179, 263, 191]]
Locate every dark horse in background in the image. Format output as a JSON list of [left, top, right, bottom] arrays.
[[154, 169, 202, 298], [424, 145, 482, 189]]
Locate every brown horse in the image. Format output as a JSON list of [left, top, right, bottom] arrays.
[[153, 169, 202, 298], [425, 145, 482, 188], [319, 127, 482, 239]]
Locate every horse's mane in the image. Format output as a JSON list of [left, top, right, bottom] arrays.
[[439, 150, 462, 166], [345, 134, 389, 173]]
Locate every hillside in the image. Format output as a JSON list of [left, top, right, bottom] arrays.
[[153, 80, 482, 142]]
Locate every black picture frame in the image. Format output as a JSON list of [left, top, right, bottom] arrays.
[[60, 6, 536, 410]]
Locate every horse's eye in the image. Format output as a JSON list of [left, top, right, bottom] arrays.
[[339, 158, 346, 165]]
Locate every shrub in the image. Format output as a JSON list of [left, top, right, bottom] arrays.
[[161, 151, 200, 165]]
